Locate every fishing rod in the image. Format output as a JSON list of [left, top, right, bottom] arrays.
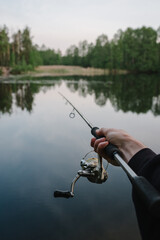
[[54, 92, 160, 217]]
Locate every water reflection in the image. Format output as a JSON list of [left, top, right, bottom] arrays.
[[0, 84, 12, 114], [1, 76, 156, 240], [0, 74, 160, 116], [0, 82, 53, 115]]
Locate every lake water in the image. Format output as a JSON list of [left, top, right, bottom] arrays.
[[0, 74, 160, 240]]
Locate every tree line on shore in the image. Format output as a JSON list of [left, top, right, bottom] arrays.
[[0, 25, 160, 74]]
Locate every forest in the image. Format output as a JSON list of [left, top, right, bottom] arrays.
[[0, 25, 160, 74]]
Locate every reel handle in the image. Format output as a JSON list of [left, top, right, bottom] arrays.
[[54, 190, 73, 199], [91, 127, 120, 159]]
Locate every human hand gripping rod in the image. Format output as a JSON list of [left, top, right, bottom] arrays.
[[56, 93, 160, 217]]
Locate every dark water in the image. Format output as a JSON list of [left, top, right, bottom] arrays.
[[0, 74, 160, 240]]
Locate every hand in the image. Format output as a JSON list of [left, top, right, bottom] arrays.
[[90, 128, 146, 165]]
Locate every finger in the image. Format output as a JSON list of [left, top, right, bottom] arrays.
[[90, 137, 96, 147], [96, 128, 108, 137], [97, 141, 119, 165], [97, 141, 109, 156], [93, 137, 106, 152]]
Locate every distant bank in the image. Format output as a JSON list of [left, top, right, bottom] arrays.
[[1, 65, 128, 77]]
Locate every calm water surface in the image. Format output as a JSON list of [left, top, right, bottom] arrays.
[[0, 75, 160, 240]]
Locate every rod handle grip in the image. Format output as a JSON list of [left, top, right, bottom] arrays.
[[132, 176, 160, 217], [91, 127, 120, 159]]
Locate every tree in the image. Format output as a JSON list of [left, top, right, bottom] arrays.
[[39, 48, 62, 65], [115, 27, 159, 72], [0, 25, 10, 66], [22, 27, 33, 65], [157, 26, 160, 71], [91, 34, 109, 69]]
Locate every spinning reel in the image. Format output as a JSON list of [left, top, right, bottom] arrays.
[[54, 151, 108, 198]]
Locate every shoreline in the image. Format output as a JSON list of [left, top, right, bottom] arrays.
[[0, 65, 128, 78]]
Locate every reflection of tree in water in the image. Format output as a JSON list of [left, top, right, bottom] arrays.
[[0, 75, 160, 116], [66, 74, 160, 116], [0, 82, 58, 115], [0, 83, 41, 114], [66, 79, 94, 98], [109, 75, 160, 115], [16, 84, 34, 112], [0, 84, 12, 115], [152, 96, 160, 116], [66, 76, 111, 105]]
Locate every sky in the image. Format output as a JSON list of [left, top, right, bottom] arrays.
[[0, 0, 160, 53]]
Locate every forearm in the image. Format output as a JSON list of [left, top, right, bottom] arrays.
[[119, 136, 146, 164]]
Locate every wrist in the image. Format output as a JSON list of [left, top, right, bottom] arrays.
[[120, 136, 146, 163]]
